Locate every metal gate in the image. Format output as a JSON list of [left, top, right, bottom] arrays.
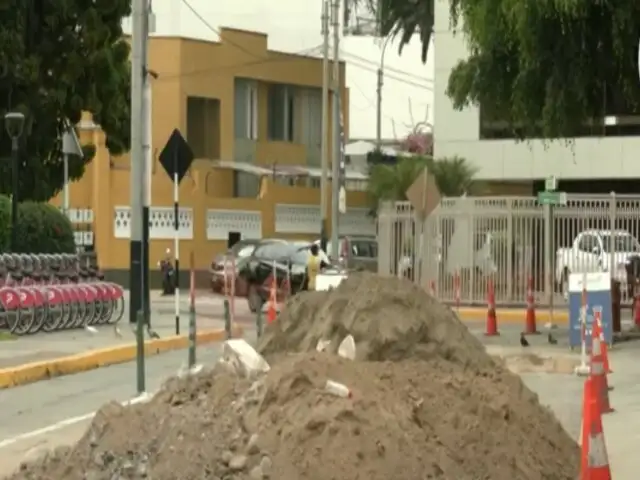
[[377, 194, 640, 307]]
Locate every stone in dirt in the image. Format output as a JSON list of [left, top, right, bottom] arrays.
[[9, 273, 579, 480]]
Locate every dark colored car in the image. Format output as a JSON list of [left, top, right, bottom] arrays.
[[238, 241, 332, 312], [210, 239, 286, 296]]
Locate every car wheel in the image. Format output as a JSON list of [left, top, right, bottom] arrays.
[[247, 284, 262, 313]]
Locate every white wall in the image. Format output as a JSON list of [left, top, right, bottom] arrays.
[[433, 0, 640, 181], [125, 0, 432, 142]]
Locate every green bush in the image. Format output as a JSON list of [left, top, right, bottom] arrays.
[[0, 196, 76, 253], [0, 196, 11, 251]]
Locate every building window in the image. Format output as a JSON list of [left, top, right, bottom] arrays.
[[233, 171, 260, 198], [234, 79, 258, 140], [186, 96, 221, 159], [268, 83, 295, 141], [345, 179, 368, 191]]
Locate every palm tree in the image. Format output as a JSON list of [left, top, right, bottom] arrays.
[[367, 155, 477, 209], [350, 0, 434, 62]]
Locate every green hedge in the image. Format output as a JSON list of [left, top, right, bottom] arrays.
[[0, 196, 75, 253]]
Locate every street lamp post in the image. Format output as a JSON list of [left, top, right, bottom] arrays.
[[4, 112, 25, 252]]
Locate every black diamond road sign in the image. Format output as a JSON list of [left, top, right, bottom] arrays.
[[158, 128, 194, 185]]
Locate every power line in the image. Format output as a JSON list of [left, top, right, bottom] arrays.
[[341, 50, 433, 84], [181, 0, 265, 60], [156, 45, 323, 81], [345, 60, 433, 90]]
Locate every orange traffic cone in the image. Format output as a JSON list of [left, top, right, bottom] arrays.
[[523, 276, 539, 334], [429, 279, 436, 297], [580, 376, 612, 480], [593, 309, 612, 374], [590, 321, 614, 414], [266, 277, 277, 324], [485, 279, 499, 336]]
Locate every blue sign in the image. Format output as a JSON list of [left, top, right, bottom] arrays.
[[568, 273, 612, 348]]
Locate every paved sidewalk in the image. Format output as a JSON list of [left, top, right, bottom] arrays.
[[0, 314, 228, 370]]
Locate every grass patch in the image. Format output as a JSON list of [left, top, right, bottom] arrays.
[[0, 331, 17, 341]]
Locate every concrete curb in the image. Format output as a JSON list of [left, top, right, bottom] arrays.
[[457, 308, 569, 324], [0, 325, 243, 389]]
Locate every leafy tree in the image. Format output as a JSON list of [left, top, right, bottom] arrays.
[[445, 1, 640, 139], [353, 0, 434, 62], [357, 0, 640, 139], [368, 155, 477, 208], [0, 0, 131, 202]]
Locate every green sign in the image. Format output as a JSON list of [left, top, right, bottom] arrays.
[[537, 191, 567, 205]]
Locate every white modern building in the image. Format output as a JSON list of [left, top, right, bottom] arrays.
[[433, 0, 640, 185]]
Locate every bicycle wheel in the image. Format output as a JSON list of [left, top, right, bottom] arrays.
[[109, 296, 125, 324], [42, 303, 65, 332], [0, 306, 20, 335], [14, 305, 36, 335], [28, 304, 47, 333]]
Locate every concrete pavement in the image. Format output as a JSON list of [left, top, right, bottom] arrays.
[[471, 320, 640, 478]]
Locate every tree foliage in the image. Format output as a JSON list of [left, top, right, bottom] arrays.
[[353, 0, 434, 62], [446, 0, 640, 139], [368, 155, 477, 209], [0, 196, 75, 253], [0, 0, 131, 201]]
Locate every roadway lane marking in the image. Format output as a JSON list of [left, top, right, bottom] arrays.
[[0, 392, 154, 450]]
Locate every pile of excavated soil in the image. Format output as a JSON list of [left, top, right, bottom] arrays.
[[259, 272, 496, 367], [10, 273, 579, 480]]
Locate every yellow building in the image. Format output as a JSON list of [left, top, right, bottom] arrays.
[[55, 28, 373, 287]]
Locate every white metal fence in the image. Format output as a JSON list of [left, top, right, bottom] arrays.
[[377, 194, 640, 307]]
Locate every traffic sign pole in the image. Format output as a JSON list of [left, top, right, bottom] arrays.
[[173, 164, 180, 336], [158, 128, 194, 336]]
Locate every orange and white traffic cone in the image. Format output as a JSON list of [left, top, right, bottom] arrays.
[[591, 320, 614, 414], [593, 308, 612, 374], [485, 279, 499, 336], [429, 279, 436, 297], [266, 278, 277, 324], [265, 261, 278, 324], [580, 376, 612, 480], [523, 276, 539, 334]]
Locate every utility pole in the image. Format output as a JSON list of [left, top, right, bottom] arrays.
[[330, 0, 341, 257], [142, 0, 155, 328], [375, 67, 382, 149], [320, 0, 330, 252], [376, 36, 392, 150], [130, 0, 148, 393], [142, 73, 151, 327]]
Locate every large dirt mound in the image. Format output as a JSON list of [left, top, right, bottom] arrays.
[[9, 273, 579, 479], [11, 353, 578, 480], [258, 272, 492, 367]]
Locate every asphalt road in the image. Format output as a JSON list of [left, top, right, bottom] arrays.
[[0, 345, 223, 476]]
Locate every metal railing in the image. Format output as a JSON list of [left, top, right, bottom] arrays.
[[377, 193, 640, 308]]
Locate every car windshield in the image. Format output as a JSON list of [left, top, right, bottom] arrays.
[[601, 234, 640, 253]]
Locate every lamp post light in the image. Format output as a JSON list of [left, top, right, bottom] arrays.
[[4, 112, 25, 252]]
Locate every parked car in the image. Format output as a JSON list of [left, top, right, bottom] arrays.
[[238, 241, 332, 312], [316, 235, 378, 271], [210, 239, 286, 296], [555, 229, 640, 296]]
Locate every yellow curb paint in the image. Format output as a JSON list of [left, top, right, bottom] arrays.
[[457, 308, 569, 324], [0, 325, 243, 390]]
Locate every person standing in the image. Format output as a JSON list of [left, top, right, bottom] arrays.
[[307, 244, 328, 291]]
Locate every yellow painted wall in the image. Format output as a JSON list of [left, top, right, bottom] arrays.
[[50, 28, 366, 271]]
